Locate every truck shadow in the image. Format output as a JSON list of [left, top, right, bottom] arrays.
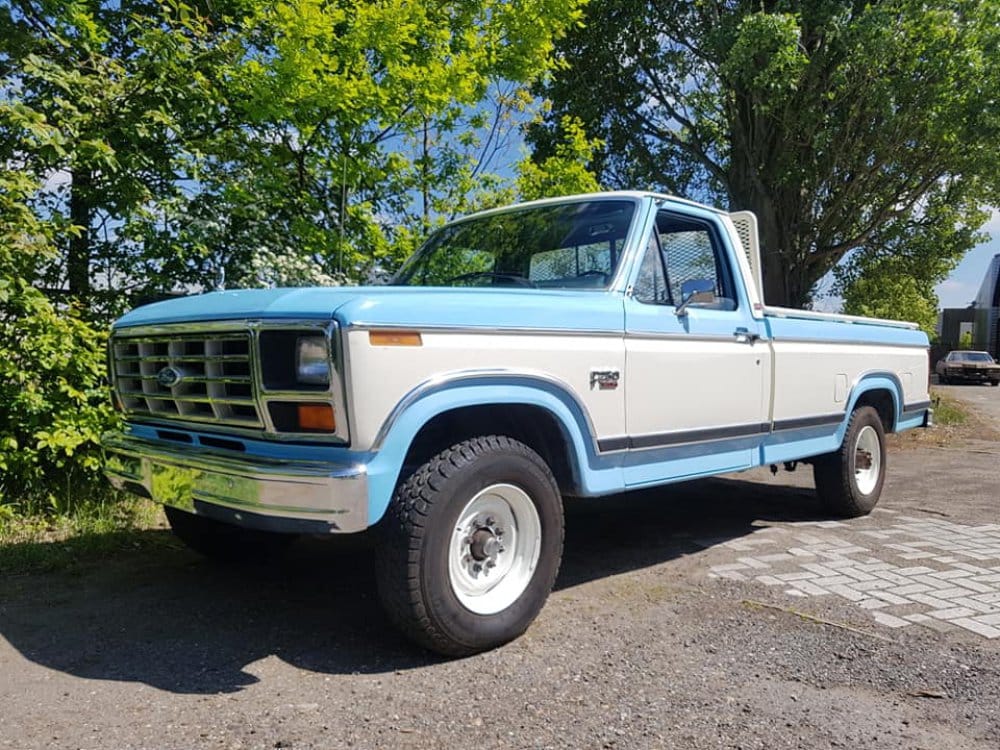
[[0, 475, 827, 694]]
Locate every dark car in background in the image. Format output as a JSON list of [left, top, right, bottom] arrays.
[[935, 350, 1000, 386]]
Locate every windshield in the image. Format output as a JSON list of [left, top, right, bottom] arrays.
[[950, 351, 994, 362], [392, 199, 637, 290]]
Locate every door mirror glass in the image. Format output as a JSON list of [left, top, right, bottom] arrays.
[[676, 278, 716, 316], [680, 277, 715, 301]]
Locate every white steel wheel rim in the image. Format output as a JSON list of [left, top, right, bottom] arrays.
[[448, 483, 542, 616], [854, 425, 882, 495]]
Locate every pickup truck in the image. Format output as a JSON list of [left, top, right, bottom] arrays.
[[103, 191, 932, 655]]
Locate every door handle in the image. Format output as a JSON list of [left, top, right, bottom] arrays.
[[734, 327, 760, 344]]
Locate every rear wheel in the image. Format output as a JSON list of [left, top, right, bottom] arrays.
[[375, 436, 563, 656], [164, 506, 294, 562], [813, 406, 887, 518]]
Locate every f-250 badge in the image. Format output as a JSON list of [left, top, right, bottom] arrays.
[[589, 369, 620, 390]]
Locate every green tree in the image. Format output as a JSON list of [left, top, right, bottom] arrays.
[[531, 0, 1000, 307], [841, 273, 938, 336], [517, 115, 602, 201], [2, 0, 233, 314], [0, 100, 120, 512], [133, 0, 587, 290]]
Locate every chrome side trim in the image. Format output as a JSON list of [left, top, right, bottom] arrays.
[[370, 368, 601, 453], [345, 322, 761, 347], [103, 431, 368, 533], [762, 305, 920, 330], [343, 322, 622, 338], [771, 337, 929, 350], [624, 331, 769, 344]]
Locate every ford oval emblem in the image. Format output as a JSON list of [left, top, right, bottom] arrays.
[[156, 366, 182, 388]]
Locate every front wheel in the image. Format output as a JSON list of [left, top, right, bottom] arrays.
[[375, 436, 564, 656], [939, 375, 949, 385], [813, 406, 887, 518], [990, 380, 998, 387]]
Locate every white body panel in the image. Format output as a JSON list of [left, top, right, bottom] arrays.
[[623, 336, 768, 435], [769, 341, 927, 422], [345, 329, 627, 450]]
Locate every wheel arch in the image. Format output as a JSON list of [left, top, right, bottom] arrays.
[[364, 374, 601, 525], [845, 372, 903, 434]]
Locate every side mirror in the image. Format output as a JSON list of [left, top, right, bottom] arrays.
[[676, 278, 716, 316]]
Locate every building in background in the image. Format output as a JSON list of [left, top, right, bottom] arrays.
[[934, 253, 999, 366], [973, 254, 1000, 358]]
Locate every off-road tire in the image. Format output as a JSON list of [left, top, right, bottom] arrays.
[[813, 406, 887, 518], [375, 436, 564, 657], [164, 506, 294, 562]]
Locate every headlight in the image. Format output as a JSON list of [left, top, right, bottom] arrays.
[[295, 336, 331, 386]]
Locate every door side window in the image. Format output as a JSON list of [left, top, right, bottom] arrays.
[[658, 213, 736, 310]]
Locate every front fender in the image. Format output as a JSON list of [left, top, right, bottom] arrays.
[[363, 375, 624, 525]]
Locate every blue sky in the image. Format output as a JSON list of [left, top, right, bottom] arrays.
[[935, 209, 1000, 310]]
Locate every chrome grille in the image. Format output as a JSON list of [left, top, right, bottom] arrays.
[[112, 331, 261, 427]]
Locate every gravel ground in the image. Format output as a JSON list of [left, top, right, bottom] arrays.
[[1, 384, 999, 750]]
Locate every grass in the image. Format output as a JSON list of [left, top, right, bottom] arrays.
[[930, 392, 969, 426], [0, 493, 169, 575]]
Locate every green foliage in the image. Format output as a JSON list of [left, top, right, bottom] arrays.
[[127, 0, 587, 290], [531, 0, 1000, 307], [0, 0, 585, 523], [958, 331, 974, 350], [931, 394, 968, 426], [841, 273, 938, 336], [517, 116, 602, 201], [0, 111, 122, 514]]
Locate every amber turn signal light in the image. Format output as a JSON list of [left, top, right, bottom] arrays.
[[297, 403, 336, 431], [369, 330, 422, 346]]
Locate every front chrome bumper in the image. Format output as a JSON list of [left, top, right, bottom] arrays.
[[103, 432, 368, 533]]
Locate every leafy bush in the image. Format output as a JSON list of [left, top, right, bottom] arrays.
[[0, 282, 120, 516], [0, 114, 121, 519]]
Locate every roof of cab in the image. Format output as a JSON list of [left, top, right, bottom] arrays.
[[449, 190, 727, 226]]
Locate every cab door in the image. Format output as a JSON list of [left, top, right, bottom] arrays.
[[622, 207, 768, 486]]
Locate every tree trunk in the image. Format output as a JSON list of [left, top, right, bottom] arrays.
[[728, 179, 812, 309], [67, 168, 92, 299]]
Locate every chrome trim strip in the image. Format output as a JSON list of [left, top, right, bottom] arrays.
[[771, 337, 929, 349], [903, 400, 932, 412], [624, 331, 769, 344], [345, 322, 759, 347], [370, 368, 601, 453], [343, 322, 621, 338], [102, 431, 368, 533]]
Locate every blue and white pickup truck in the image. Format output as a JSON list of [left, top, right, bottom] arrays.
[[103, 192, 931, 655]]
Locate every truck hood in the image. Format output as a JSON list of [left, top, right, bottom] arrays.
[[113, 286, 625, 332]]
